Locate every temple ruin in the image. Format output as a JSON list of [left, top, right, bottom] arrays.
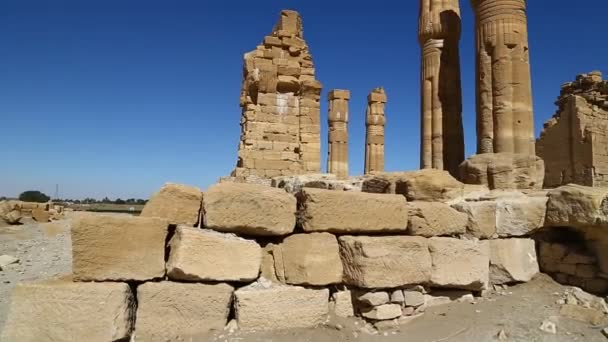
[[418, 0, 464, 177], [327, 89, 350, 179], [364, 88, 387, 174], [471, 0, 535, 155], [537, 71, 608, 188], [234, 10, 323, 179]]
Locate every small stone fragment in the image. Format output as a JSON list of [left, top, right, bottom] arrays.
[[539, 320, 557, 334], [361, 304, 402, 321], [358, 291, 390, 306]]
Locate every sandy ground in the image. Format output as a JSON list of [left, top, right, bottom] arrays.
[[1, 218, 607, 341]]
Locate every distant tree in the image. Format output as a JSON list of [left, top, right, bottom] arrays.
[[102, 197, 111, 204], [0, 196, 6, 201], [126, 198, 136, 204], [115, 198, 126, 205], [18, 190, 50, 203], [136, 199, 147, 205]]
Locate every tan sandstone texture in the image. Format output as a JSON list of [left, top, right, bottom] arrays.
[[395, 169, 465, 202], [167, 226, 262, 282], [471, 0, 535, 156], [327, 89, 350, 179], [451, 200, 497, 239], [545, 184, 608, 228], [298, 188, 408, 233], [495, 194, 547, 237], [418, 0, 464, 177], [272, 232, 343, 286], [537, 72, 608, 188], [235, 282, 329, 330], [203, 182, 296, 236], [408, 201, 468, 237], [134, 282, 233, 341], [339, 236, 432, 288], [1, 280, 134, 342], [365, 87, 387, 174], [429, 237, 489, 290], [489, 239, 539, 285], [140, 182, 203, 226], [235, 10, 323, 179], [459, 153, 545, 190], [71, 213, 167, 281]]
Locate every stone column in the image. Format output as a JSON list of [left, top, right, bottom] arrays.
[[365, 88, 387, 174], [472, 0, 535, 155], [418, 0, 465, 177], [327, 89, 350, 179]]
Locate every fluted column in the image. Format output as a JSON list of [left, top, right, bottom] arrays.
[[418, 0, 464, 177], [365, 88, 387, 174], [471, 0, 535, 155], [327, 89, 350, 179]]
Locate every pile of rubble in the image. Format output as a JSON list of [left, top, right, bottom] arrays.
[[0, 200, 65, 225]]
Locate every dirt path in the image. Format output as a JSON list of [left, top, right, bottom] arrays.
[[0, 218, 606, 341]]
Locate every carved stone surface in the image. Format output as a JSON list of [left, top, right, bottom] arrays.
[[365, 87, 387, 174], [537, 71, 608, 187], [471, 0, 535, 155], [234, 10, 322, 179], [327, 89, 350, 179], [418, 0, 464, 177]]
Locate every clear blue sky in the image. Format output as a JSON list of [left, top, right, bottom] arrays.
[[1, 0, 606, 199]]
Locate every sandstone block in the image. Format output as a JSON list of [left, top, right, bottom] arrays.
[[361, 304, 402, 321], [496, 195, 547, 237], [31, 208, 50, 223], [429, 237, 490, 290], [390, 290, 405, 304], [357, 291, 390, 306], [408, 202, 467, 237], [545, 185, 608, 228], [395, 169, 464, 202], [203, 182, 296, 236], [167, 226, 261, 282], [1, 280, 134, 342], [274, 232, 342, 286], [403, 291, 426, 307], [134, 282, 233, 341], [72, 213, 167, 281], [560, 304, 608, 326], [459, 153, 545, 190], [140, 183, 203, 226], [332, 290, 354, 317], [339, 236, 431, 288], [451, 201, 497, 239], [489, 239, 539, 284], [299, 188, 408, 234], [235, 283, 329, 330]]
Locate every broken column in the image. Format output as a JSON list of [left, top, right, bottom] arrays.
[[364, 87, 387, 174], [234, 10, 323, 178], [418, 0, 465, 177], [471, 0, 535, 155], [327, 89, 350, 179]]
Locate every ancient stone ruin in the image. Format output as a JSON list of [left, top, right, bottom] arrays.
[[537, 71, 608, 188], [327, 89, 351, 179], [418, 0, 464, 177], [234, 10, 323, 179], [364, 87, 387, 174]]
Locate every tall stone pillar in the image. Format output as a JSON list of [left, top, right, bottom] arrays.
[[365, 88, 387, 174], [327, 89, 350, 179], [471, 0, 535, 155], [418, 0, 465, 177]]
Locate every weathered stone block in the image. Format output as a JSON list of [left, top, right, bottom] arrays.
[[408, 201, 467, 237], [167, 226, 261, 282], [1, 280, 134, 342], [489, 239, 539, 285], [298, 188, 408, 234], [395, 169, 464, 202], [452, 200, 497, 239], [72, 213, 167, 281], [134, 282, 233, 341], [357, 291, 390, 306], [141, 183, 203, 226], [496, 195, 547, 237], [274, 232, 342, 286], [545, 184, 608, 228], [31, 208, 50, 223], [361, 304, 402, 320], [459, 153, 545, 190], [235, 282, 329, 330], [332, 290, 354, 317], [429, 237, 490, 290], [339, 236, 431, 288], [203, 182, 296, 236]]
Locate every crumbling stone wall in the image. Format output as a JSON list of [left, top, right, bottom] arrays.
[[537, 71, 608, 187], [234, 10, 322, 179]]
